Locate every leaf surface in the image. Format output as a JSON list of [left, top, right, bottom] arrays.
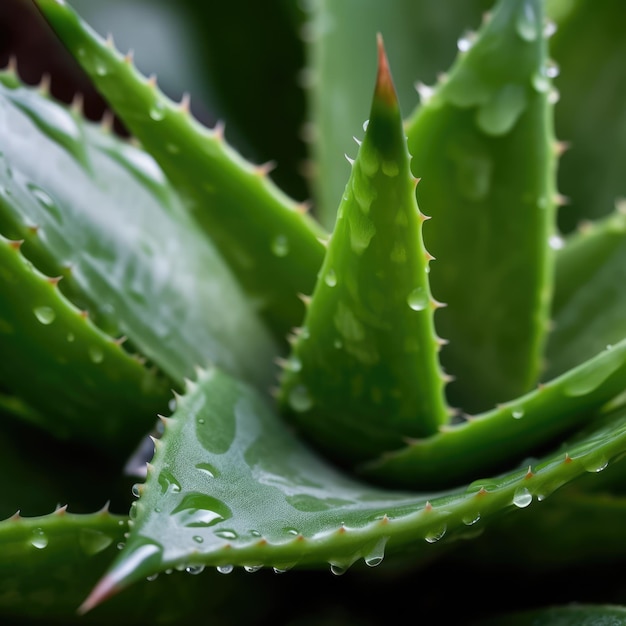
[[85, 367, 626, 609], [279, 38, 450, 464], [34, 0, 327, 341], [0, 73, 277, 392], [405, 0, 557, 412]]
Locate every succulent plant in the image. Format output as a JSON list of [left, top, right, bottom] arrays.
[[1, 0, 626, 623]]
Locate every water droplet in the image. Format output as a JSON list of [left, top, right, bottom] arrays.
[[157, 469, 182, 495], [457, 31, 474, 52], [544, 20, 557, 38], [30, 528, 48, 549], [149, 101, 166, 121], [513, 487, 532, 508], [146, 573, 159, 581], [462, 512, 481, 526], [407, 287, 428, 311], [348, 205, 376, 254], [362, 119, 369, 132], [329, 562, 351, 576], [382, 160, 399, 177], [217, 564, 234, 575], [192, 535, 204, 544], [476, 84, 528, 136], [516, 1, 539, 41], [131, 483, 142, 498], [324, 269, 337, 287], [195, 462, 220, 478], [288, 384, 313, 412], [89, 346, 104, 363], [271, 234, 289, 257], [79, 529, 114, 555], [549, 235, 564, 250], [186, 565, 205, 575], [215, 529, 238, 540], [94, 61, 108, 77], [364, 536, 388, 567], [545, 60, 560, 79], [512, 408, 525, 419], [532, 71, 551, 94], [117, 542, 125, 550], [34, 306, 55, 325], [244, 564, 263, 573], [424, 525, 447, 543], [583, 454, 608, 473], [172, 492, 232, 528]]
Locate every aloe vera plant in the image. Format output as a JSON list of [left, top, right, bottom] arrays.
[[2, 0, 626, 623]]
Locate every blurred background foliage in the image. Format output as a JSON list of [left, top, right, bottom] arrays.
[[1, 0, 624, 231]]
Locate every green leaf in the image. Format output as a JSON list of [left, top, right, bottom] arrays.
[[279, 38, 450, 464], [0, 73, 278, 392], [85, 367, 626, 610], [0, 234, 170, 457], [362, 340, 626, 488], [33, 0, 328, 341], [0, 508, 276, 624], [545, 205, 626, 379], [405, 0, 558, 413], [304, 0, 487, 227], [548, 0, 626, 234]]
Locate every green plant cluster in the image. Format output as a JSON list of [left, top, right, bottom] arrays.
[[0, 0, 625, 623]]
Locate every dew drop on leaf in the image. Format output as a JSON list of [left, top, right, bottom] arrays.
[[516, 0, 539, 41], [271, 234, 289, 257], [363, 536, 388, 567], [424, 524, 447, 543], [288, 384, 313, 412], [79, 529, 114, 556], [33, 306, 55, 325], [513, 487, 532, 508], [324, 269, 337, 287], [30, 528, 48, 549], [407, 287, 428, 311]]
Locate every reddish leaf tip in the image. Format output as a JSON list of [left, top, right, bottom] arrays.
[[375, 34, 397, 107], [77, 575, 121, 615]]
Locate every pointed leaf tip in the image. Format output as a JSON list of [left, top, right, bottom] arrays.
[[375, 34, 397, 107], [77, 574, 121, 616]]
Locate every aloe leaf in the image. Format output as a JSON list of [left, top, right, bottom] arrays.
[[82, 366, 626, 610], [362, 340, 626, 488], [545, 205, 626, 379], [304, 0, 486, 228], [279, 38, 450, 464], [0, 234, 170, 457], [0, 73, 277, 392], [33, 0, 327, 341], [405, 0, 557, 413], [0, 508, 275, 624], [548, 0, 626, 234], [455, 488, 626, 571]]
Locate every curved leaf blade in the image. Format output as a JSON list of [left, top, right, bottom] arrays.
[[405, 0, 558, 413], [0, 234, 169, 456], [0, 73, 278, 391], [279, 38, 450, 464], [33, 0, 327, 341], [86, 367, 626, 610], [362, 340, 626, 488], [545, 204, 626, 379]]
